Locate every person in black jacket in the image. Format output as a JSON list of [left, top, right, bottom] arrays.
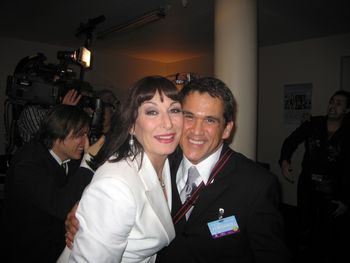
[[279, 90, 350, 263], [155, 77, 291, 263], [4, 104, 104, 263]]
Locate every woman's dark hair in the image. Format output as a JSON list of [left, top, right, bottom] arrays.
[[92, 75, 180, 169], [36, 104, 90, 148]]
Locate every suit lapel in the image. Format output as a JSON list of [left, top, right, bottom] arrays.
[[187, 167, 233, 224], [137, 155, 175, 242], [66, 159, 79, 177], [46, 150, 67, 182], [169, 145, 236, 225], [187, 145, 236, 225]]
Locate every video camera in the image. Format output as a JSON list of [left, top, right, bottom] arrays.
[[6, 49, 92, 106], [3, 15, 107, 153], [5, 51, 105, 144]]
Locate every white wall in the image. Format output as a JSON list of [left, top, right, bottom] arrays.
[[164, 54, 213, 78], [0, 37, 213, 154], [86, 52, 213, 101], [258, 33, 350, 206], [84, 49, 167, 101]]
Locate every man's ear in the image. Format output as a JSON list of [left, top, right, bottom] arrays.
[[222, 121, 234, 140]]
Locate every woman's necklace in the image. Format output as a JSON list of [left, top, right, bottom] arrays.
[[158, 176, 167, 200], [158, 176, 166, 189]]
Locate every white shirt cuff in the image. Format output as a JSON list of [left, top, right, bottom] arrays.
[[80, 153, 94, 171]]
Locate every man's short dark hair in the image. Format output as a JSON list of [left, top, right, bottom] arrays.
[[330, 90, 350, 109], [180, 77, 236, 123], [36, 104, 90, 149]]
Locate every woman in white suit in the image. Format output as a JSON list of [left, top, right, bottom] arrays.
[[57, 76, 183, 262]]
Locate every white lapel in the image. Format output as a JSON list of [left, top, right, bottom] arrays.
[[137, 154, 175, 243]]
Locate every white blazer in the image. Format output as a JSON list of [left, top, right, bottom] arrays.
[[57, 153, 175, 263]]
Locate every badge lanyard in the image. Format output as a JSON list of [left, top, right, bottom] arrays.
[[172, 148, 234, 225]]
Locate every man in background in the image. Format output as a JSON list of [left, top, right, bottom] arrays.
[[279, 90, 350, 262], [4, 105, 104, 263], [17, 89, 82, 144]]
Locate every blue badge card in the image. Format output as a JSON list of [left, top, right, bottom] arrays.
[[207, 215, 240, 239]]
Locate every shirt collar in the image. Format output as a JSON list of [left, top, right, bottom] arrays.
[[49, 149, 70, 166], [176, 144, 223, 192]]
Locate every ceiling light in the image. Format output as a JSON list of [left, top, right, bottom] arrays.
[[97, 8, 166, 39]]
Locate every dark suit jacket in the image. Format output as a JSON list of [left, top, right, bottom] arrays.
[[4, 140, 93, 263], [156, 144, 292, 263]]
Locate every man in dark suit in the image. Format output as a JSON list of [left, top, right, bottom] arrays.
[[156, 77, 292, 263], [4, 105, 103, 263]]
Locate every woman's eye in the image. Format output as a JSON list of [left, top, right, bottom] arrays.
[[170, 108, 182, 114], [146, 110, 158, 116]]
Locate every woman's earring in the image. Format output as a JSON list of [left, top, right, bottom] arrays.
[[129, 134, 135, 153]]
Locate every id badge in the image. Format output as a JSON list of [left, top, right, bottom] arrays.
[[207, 215, 240, 239], [311, 173, 324, 182]]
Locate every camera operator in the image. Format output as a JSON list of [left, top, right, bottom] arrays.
[[17, 89, 82, 144], [4, 104, 105, 263], [9, 53, 83, 146], [17, 88, 117, 147], [7, 53, 117, 149]]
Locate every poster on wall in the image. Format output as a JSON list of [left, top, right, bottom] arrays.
[[284, 83, 312, 124]]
